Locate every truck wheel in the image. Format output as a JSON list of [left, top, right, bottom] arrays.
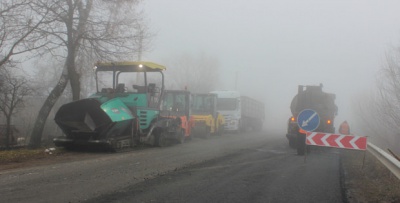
[[177, 130, 185, 144], [297, 133, 306, 155], [189, 128, 199, 140], [297, 143, 305, 155], [204, 127, 211, 138], [289, 138, 296, 149], [157, 133, 167, 147], [216, 127, 223, 136], [147, 134, 156, 146], [188, 127, 195, 140]]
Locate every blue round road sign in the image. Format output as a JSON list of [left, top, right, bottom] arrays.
[[297, 109, 320, 132]]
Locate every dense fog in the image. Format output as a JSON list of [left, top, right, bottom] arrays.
[[141, 1, 400, 144], [1, 1, 400, 152]]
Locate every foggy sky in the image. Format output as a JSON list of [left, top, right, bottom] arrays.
[[140, 0, 400, 132]]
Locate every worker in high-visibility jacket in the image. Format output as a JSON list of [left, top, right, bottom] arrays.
[[339, 120, 350, 135]]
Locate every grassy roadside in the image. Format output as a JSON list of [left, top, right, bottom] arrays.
[[0, 145, 150, 172], [0, 147, 109, 171], [341, 149, 400, 203]]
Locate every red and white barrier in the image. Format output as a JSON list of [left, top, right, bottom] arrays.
[[306, 132, 367, 150]]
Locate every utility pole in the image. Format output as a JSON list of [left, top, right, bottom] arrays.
[[235, 71, 238, 90], [136, 26, 144, 84]]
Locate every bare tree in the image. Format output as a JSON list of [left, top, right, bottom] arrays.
[[376, 47, 400, 130], [354, 46, 400, 152], [0, 64, 33, 149], [31, 59, 71, 139], [0, 0, 49, 68], [166, 53, 220, 93], [0, 1, 57, 147], [29, 0, 151, 148]]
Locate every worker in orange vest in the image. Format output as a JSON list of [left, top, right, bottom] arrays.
[[339, 120, 350, 135]]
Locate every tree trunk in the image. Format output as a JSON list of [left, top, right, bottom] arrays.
[[66, 0, 81, 101], [28, 64, 69, 148], [69, 65, 81, 101], [5, 115, 11, 149]]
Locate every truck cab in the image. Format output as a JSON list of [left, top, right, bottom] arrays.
[[211, 90, 265, 133], [210, 91, 241, 132]]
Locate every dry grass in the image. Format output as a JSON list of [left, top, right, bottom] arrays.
[[0, 147, 105, 171], [341, 150, 400, 203], [0, 147, 65, 164], [0, 148, 44, 164]]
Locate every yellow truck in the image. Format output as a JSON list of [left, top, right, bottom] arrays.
[[191, 93, 225, 137]]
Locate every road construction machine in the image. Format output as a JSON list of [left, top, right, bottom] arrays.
[[160, 90, 192, 142], [53, 61, 185, 151], [191, 93, 224, 137]]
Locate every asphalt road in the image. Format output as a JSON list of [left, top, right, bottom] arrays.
[[0, 131, 345, 203]]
